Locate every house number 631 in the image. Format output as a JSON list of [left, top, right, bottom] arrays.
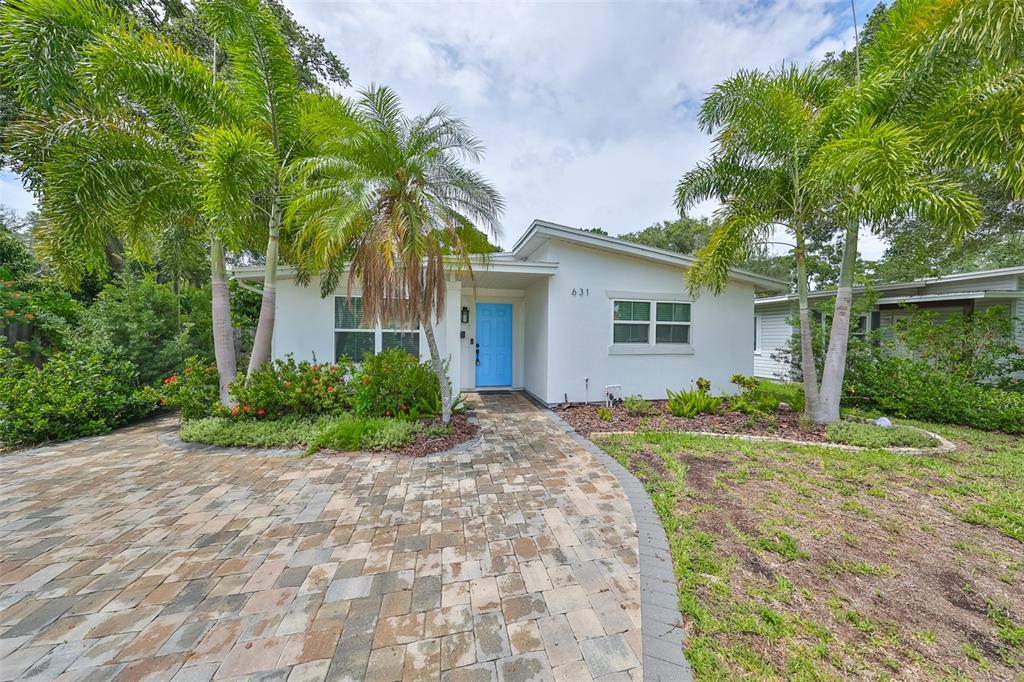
[[571, 288, 589, 296]]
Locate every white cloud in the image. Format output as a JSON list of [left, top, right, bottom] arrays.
[[287, 0, 889, 258]]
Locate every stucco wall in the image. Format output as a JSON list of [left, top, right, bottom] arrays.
[[523, 278, 549, 399], [538, 239, 755, 403]]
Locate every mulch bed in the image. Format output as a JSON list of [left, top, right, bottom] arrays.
[[555, 400, 829, 442], [396, 412, 479, 457]]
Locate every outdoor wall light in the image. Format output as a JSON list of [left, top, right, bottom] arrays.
[[461, 306, 470, 323]]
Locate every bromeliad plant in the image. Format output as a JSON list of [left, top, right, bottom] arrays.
[[666, 378, 722, 418]]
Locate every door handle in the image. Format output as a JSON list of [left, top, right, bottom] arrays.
[[475, 343, 480, 366]]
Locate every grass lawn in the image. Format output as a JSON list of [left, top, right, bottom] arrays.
[[597, 420, 1023, 680]]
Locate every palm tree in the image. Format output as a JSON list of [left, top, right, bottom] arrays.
[[0, 0, 347, 398], [679, 62, 981, 423], [677, 65, 841, 418], [0, 0, 243, 402], [289, 85, 504, 424]]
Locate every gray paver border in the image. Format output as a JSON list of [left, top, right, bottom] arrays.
[[530, 397, 694, 682]]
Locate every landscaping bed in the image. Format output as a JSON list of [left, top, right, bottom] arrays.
[[598, 423, 1024, 679], [556, 400, 828, 440], [179, 411, 477, 457]]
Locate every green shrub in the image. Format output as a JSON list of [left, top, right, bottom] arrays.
[[76, 274, 190, 387], [352, 348, 439, 418], [228, 357, 354, 419], [754, 380, 806, 412], [848, 356, 1024, 433], [596, 405, 613, 421], [728, 374, 781, 416], [666, 385, 722, 418], [358, 419, 420, 451], [0, 347, 155, 446], [149, 356, 220, 419], [825, 421, 939, 449], [1, 278, 82, 362], [180, 415, 322, 448], [623, 395, 656, 416]]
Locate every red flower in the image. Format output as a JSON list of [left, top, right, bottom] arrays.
[[256, 408, 265, 416], [231, 406, 239, 416], [242, 405, 250, 413], [163, 375, 178, 384], [327, 386, 335, 393], [313, 378, 320, 385]]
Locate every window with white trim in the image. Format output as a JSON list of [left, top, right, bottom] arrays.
[[612, 300, 691, 346], [335, 297, 419, 361]]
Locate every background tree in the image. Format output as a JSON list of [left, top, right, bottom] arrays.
[[290, 85, 504, 424]]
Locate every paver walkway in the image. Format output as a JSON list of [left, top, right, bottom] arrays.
[[0, 393, 643, 681]]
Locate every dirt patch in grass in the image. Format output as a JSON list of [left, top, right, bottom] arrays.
[[601, 428, 1024, 679], [557, 400, 828, 441]]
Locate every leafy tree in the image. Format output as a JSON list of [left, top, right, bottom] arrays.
[[618, 216, 715, 254], [290, 85, 504, 424]]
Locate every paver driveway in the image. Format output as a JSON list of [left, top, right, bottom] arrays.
[[0, 394, 642, 681]]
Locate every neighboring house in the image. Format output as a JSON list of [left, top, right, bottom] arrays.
[[753, 265, 1024, 380], [235, 220, 786, 404]]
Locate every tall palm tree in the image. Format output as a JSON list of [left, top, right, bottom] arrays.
[[679, 62, 981, 423], [0, 0, 243, 402], [289, 85, 504, 424], [677, 65, 841, 418]]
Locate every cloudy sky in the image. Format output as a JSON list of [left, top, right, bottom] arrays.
[[0, 0, 888, 256]]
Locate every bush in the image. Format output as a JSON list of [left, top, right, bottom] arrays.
[[825, 421, 939, 449], [0, 347, 155, 446], [150, 356, 220, 420], [180, 415, 322, 448], [754, 380, 806, 412], [76, 275, 190, 386], [848, 357, 1024, 433], [596, 405, 613, 421], [623, 395, 656, 416], [228, 357, 354, 419], [1, 278, 82, 362], [357, 419, 420, 451], [352, 348, 440, 418]]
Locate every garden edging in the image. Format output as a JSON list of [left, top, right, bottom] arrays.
[[531, 397, 694, 682], [588, 424, 957, 455]]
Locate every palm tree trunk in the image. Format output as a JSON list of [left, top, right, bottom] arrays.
[[815, 217, 859, 423], [421, 319, 452, 424], [793, 224, 820, 418], [247, 198, 281, 377], [210, 237, 236, 404]]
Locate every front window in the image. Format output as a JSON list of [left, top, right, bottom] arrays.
[[335, 297, 420, 361], [612, 300, 691, 346]]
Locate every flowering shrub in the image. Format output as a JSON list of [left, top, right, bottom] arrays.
[[226, 357, 355, 419], [351, 348, 440, 418], [149, 356, 220, 420], [0, 346, 155, 446]]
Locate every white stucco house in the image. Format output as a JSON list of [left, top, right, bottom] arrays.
[[753, 265, 1024, 380], [235, 220, 786, 404]]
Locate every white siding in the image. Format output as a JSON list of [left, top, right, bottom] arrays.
[[753, 301, 796, 380]]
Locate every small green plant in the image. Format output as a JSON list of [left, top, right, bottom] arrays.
[[180, 415, 321, 449], [729, 374, 779, 417], [596, 405, 613, 421], [623, 394, 656, 416], [666, 384, 722, 418]]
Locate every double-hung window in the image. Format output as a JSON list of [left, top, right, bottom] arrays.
[[612, 299, 692, 347], [335, 297, 420, 361]]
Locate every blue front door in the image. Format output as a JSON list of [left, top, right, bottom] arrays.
[[476, 303, 513, 387]]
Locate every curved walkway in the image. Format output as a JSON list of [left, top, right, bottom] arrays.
[[0, 393, 681, 681]]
